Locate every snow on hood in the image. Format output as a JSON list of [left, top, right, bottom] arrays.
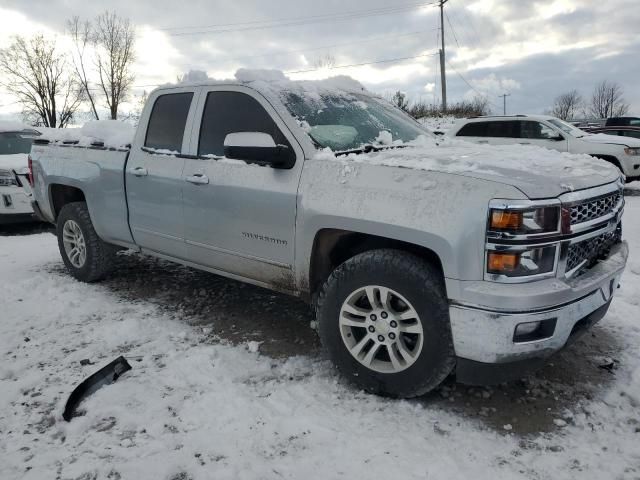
[[314, 136, 621, 199], [38, 120, 135, 149], [0, 153, 29, 174], [580, 133, 640, 147]]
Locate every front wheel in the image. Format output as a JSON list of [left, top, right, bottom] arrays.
[[316, 249, 455, 398], [56, 202, 115, 282]]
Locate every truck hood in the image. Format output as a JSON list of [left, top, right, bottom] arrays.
[[316, 137, 620, 199], [578, 133, 640, 147], [0, 153, 29, 175]]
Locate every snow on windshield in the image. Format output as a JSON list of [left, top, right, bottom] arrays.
[[283, 92, 427, 151], [233, 69, 430, 151]]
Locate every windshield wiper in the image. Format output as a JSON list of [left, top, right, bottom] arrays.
[[334, 143, 409, 157]]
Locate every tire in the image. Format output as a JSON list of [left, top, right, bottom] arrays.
[[316, 249, 455, 398], [56, 202, 115, 282]]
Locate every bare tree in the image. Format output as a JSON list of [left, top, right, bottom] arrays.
[[550, 90, 583, 120], [68, 16, 100, 120], [589, 81, 629, 119], [391, 91, 409, 111], [125, 90, 148, 127], [93, 11, 135, 120], [408, 95, 490, 119], [0, 35, 83, 127]]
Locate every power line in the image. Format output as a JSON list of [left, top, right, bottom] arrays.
[[286, 52, 439, 74], [166, 3, 438, 36], [162, 2, 436, 32], [446, 60, 499, 108], [223, 29, 437, 63], [161, 1, 434, 31], [444, 11, 460, 48]]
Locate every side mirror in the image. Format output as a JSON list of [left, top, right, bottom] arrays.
[[223, 132, 294, 169], [552, 135, 565, 142]]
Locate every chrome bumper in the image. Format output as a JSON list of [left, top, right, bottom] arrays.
[[449, 241, 628, 364]]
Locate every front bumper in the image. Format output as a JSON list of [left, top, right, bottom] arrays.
[[448, 241, 628, 378], [0, 186, 35, 223]]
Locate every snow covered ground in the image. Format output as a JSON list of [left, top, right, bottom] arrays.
[[1, 197, 639, 480], [418, 115, 458, 134]]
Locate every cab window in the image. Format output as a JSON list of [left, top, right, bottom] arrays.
[[145, 92, 194, 152], [198, 91, 292, 158]]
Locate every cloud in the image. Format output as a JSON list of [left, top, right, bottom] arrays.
[[0, 0, 638, 119]]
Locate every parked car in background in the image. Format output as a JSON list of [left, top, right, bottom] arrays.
[[449, 114, 640, 181], [605, 117, 640, 127], [0, 122, 40, 224], [29, 71, 627, 397], [587, 126, 640, 140]]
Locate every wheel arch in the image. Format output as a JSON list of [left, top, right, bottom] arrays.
[[49, 183, 86, 220], [308, 228, 446, 300], [590, 154, 623, 172]]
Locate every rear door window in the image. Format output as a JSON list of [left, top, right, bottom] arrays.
[[145, 92, 194, 152], [486, 121, 519, 138], [457, 122, 488, 137], [198, 91, 292, 157]]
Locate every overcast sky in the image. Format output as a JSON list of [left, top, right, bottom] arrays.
[[1, 0, 639, 121]]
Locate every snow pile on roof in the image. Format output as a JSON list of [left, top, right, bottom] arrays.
[[38, 120, 135, 149], [230, 69, 372, 113], [0, 120, 31, 133], [178, 69, 211, 84]]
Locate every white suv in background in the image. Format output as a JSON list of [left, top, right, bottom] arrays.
[[449, 114, 640, 181], [0, 123, 40, 224]]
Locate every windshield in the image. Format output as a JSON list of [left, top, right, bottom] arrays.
[[0, 132, 34, 155], [547, 119, 586, 137], [282, 92, 431, 151]]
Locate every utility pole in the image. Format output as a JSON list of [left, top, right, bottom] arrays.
[[499, 93, 511, 115], [439, 0, 448, 113]]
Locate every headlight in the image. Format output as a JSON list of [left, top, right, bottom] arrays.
[[624, 147, 640, 156], [489, 206, 560, 235], [487, 246, 557, 277], [0, 169, 18, 187]]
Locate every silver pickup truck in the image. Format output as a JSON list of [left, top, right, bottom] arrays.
[[29, 71, 628, 397]]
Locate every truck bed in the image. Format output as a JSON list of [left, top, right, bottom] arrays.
[[30, 141, 134, 246]]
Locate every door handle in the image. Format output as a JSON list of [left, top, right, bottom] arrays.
[[478, 140, 489, 144], [185, 174, 209, 185], [519, 142, 531, 145], [129, 167, 148, 177]]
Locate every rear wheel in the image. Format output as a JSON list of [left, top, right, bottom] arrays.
[[316, 249, 455, 398], [56, 202, 115, 282]]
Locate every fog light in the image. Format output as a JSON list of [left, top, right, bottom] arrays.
[[513, 318, 557, 343], [515, 321, 540, 336]]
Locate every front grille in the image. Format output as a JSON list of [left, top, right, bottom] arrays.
[[569, 192, 621, 225], [566, 225, 622, 274]]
